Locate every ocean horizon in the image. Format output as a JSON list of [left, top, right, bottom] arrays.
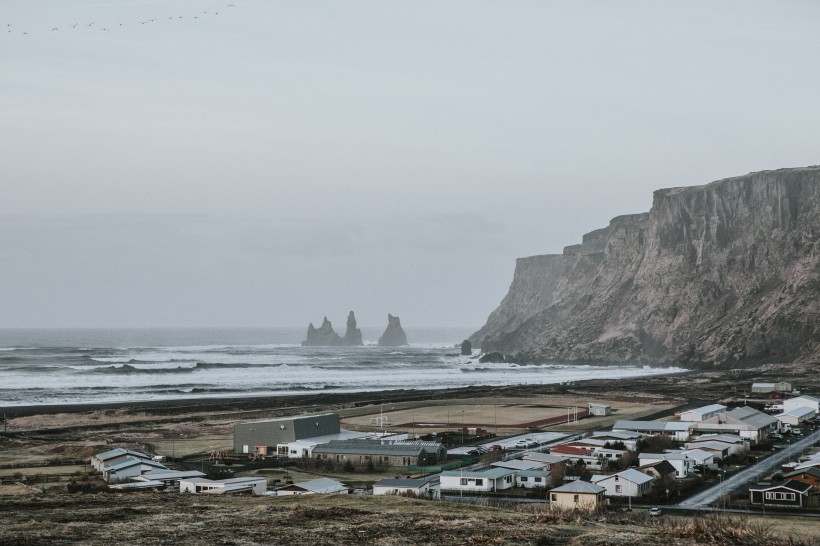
[[0, 327, 686, 407]]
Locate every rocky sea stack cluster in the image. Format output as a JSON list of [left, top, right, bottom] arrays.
[[302, 312, 409, 346], [378, 314, 408, 347], [302, 311, 363, 346], [472, 167, 820, 367]]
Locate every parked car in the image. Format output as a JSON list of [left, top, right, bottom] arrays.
[[649, 507, 662, 517]]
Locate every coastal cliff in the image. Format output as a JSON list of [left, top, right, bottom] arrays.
[[472, 167, 820, 367]]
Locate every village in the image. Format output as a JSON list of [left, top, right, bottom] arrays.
[[83, 380, 820, 515]]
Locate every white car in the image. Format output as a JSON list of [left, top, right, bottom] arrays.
[[649, 507, 662, 517]]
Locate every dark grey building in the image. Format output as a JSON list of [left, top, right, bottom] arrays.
[[233, 413, 340, 454]]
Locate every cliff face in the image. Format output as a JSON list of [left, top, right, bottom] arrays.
[[473, 167, 820, 367]]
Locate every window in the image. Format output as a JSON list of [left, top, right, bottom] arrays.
[[615, 485, 622, 493], [475, 479, 484, 486], [574, 495, 579, 503], [534, 478, 542, 483], [520, 477, 528, 482], [551, 494, 557, 502], [460, 478, 467, 486]]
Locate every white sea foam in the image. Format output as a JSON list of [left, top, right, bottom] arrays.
[[0, 328, 686, 407]]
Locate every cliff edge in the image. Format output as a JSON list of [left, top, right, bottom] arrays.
[[472, 167, 820, 367]]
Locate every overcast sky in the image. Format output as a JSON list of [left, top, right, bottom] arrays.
[[2, 1, 819, 329]]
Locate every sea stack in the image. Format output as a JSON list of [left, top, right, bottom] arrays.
[[342, 311, 364, 346], [378, 314, 408, 346], [460, 340, 472, 355], [302, 317, 342, 346]]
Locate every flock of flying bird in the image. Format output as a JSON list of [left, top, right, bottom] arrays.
[[5, 4, 240, 36]]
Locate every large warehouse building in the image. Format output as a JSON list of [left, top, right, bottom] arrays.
[[233, 413, 341, 454]]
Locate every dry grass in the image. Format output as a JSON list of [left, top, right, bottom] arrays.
[[1, 492, 817, 546]]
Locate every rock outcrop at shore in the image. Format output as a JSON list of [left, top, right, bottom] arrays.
[[378, 314, 408, 346], [343, 311, 363, 346], [302, 312, 364, 346], [472, 166, 820, 367]]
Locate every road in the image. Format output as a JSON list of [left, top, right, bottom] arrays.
[[679, 428, 820, 507]]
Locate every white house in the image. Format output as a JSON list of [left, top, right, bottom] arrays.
[[666, 449, 716, 470], [440, 467, 515, 493], [591, 469, 654, 497], [549, 481, 606, 510], [516, 469, 550, 489], [274, 477, 349, 496], [679, 404, 726, 422], [783, 395, 820, 414], [777, 406, 816, 427], [373, 476, 439, 498], [638, 453, 693, 478], [102, 457, 168, 483], [180, 476, 268, 495]]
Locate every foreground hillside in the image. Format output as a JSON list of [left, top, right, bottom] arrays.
[[474, 167, 820, 367], [0, 493, 817, 546]]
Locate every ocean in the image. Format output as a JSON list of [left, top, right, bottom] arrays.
[[0, 327, 684, 407]]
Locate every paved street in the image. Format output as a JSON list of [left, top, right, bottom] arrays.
[[679, 428, 820, 507]]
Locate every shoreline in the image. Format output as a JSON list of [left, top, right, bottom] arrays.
[[0, 367, 695, 418]]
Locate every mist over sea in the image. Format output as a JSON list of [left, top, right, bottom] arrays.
[[0, 328, 684, 407]]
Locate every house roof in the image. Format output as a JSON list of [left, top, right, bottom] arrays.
[[725, 407, 779, 429], [685, 441, 730, 453], [683, 404, 727, 416], [441, 467, 514, 479], [491, 459, 546, 471], [373, 477, 437, 489], [104, 457, 167, 473], [613, 420, 693, 432], [784, 467, 820, 479], [286, 478, 347, 494], [777, 406, 816, 419], [517, 469, 550, 478], [591, 469, 654, 486], [312, 439, 442, 457], [550, 480, 606, 494], [240, 412, 338, 424], [109, 480, 165, 490], [550, 445, 594, 456], [788, 395, 820, 404], [94, 448, 149, 461], [140, 470, 206, 480], [571, 439, 608, 447], [640, 460, 677, 475], [591, 431, 642, 441], [748, 480, 812, 494], [690, 434, 745, 444], [674, 449, 714, 461], [639, 452, 689, 461]]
